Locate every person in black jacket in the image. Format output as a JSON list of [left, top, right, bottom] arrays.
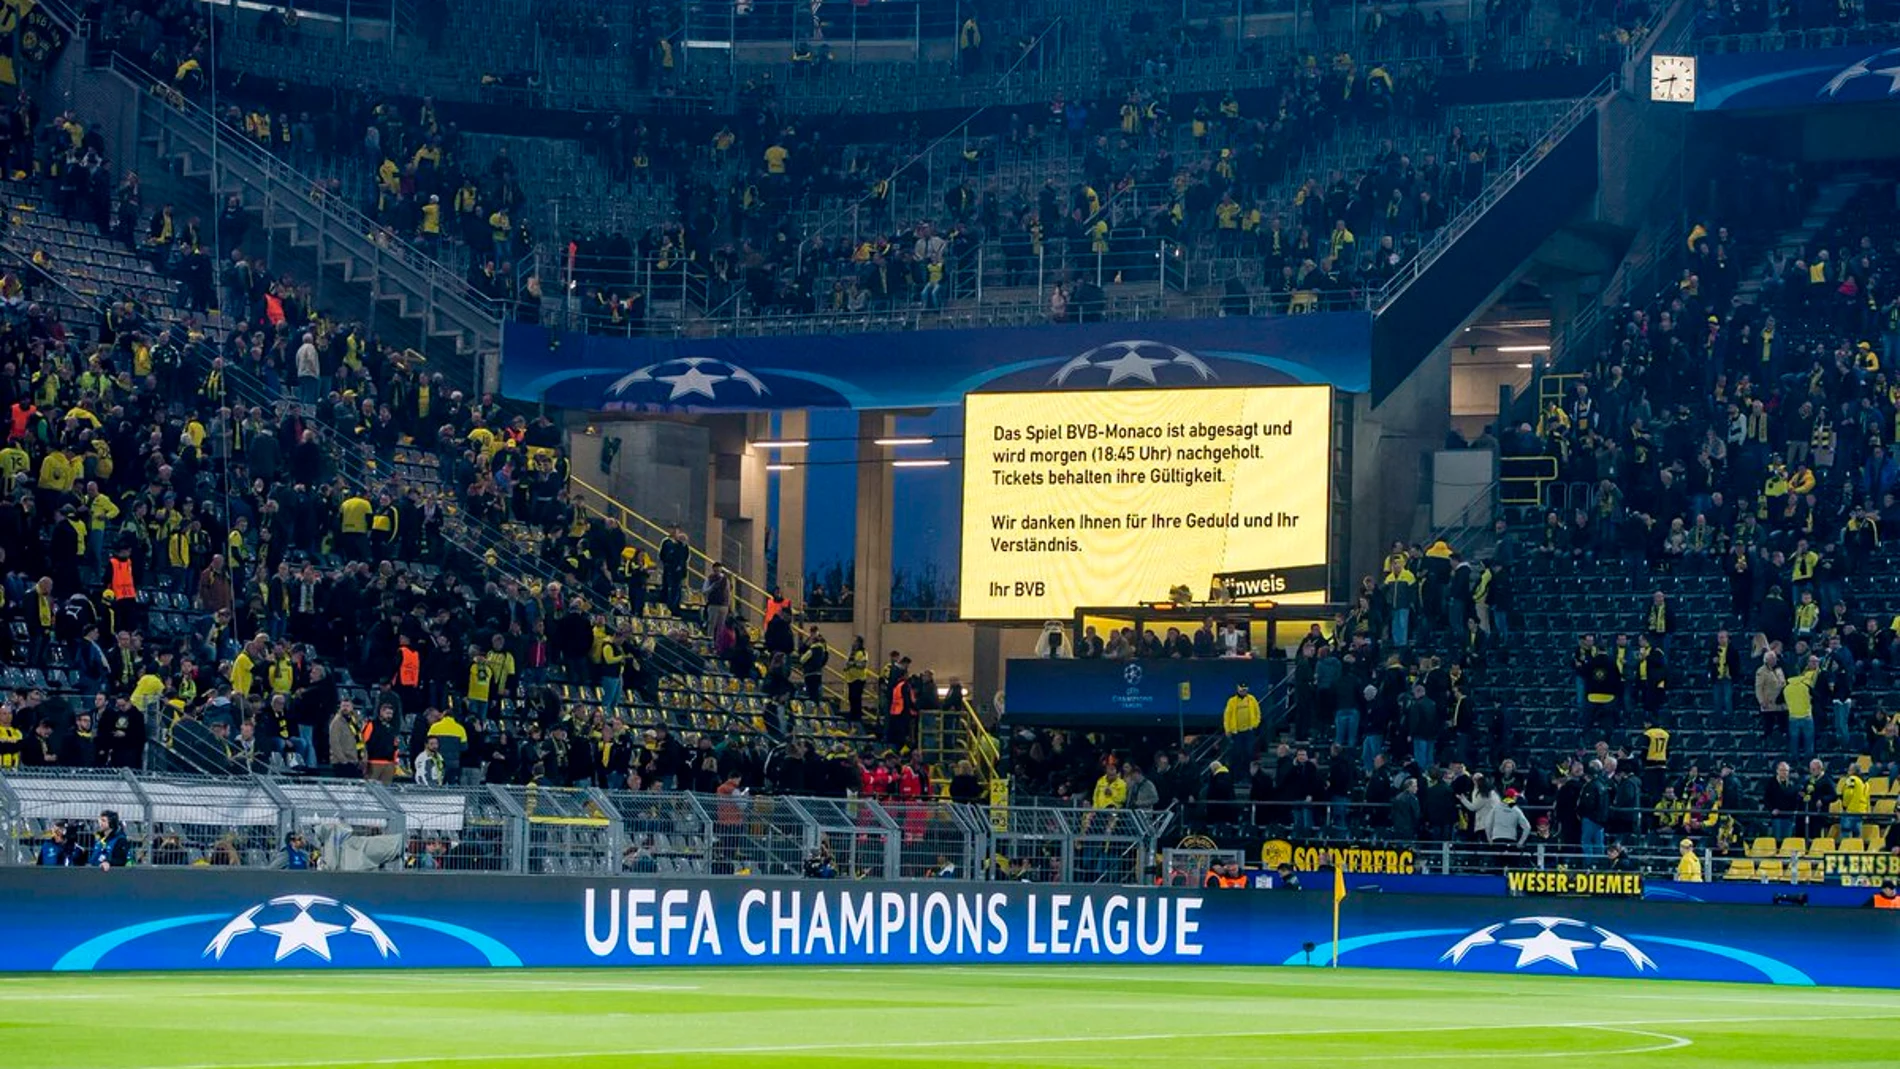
[[89, 810, 131, 870], [1608, 763, 1643, 837], [59, 710, 98, 768], [1710, 629, 1743, 720], [1285, 747, 1323, 834], [658, 527, 690, 609], [1800, 758, 1838, 840], [1203, 759, 1235, 823], [96, 697, 146, 769], [294, 661, 338, 764], [1248, 754, 1276, 827], [1578, 760, 1613, 861], [796, 626, 829, 702], [1326, 743, 1358, 832], [1762, 760, 1802, 841], [1422, 767, 1460, 840], [648, 724, 686, 790], [1391, 776, 1422, 840]]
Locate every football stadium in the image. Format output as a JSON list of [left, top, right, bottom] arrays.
[[3, 0, 1900, 1064]]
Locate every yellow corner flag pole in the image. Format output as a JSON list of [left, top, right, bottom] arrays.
[[1331, 860, 1346, 967]]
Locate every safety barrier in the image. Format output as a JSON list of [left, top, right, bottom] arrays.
[[0, 770, 1166, 883]]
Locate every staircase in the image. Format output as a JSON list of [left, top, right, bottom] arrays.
[[1731, 176, 1867, 306], [124, 73, 498, 387], [561, 475, 887, 747], [916, 698, 1000, 795], [38, 18, 500, 395]]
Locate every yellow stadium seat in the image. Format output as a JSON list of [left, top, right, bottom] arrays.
[[1724, 859, 1756, 881], [1757, 860, 1787, 881], [1858, 754, 1874, 774], [1878, 798, 1898, 817], [1746, 837, 1776, 859], [1871, 776, 1895, 797], [1778, 837, 1807, 857], [1837, 839, 1867, 853], [1797, 861, 1823, 883], [1808, 838, 1837, 855]]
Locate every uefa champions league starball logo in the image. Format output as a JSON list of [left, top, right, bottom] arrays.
[[1820, 48, 1900, 98], [607, 357, 770, 402], [1123, 664, 1144, 687], [204, 895, 400, 963], [1441, 916, 1656, 973], [1049, 341, 1217, 386]]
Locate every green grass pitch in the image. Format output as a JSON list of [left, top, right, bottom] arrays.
[[1, 966, 1896, 1068]]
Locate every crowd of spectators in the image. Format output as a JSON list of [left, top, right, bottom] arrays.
[[27, 2, 1900, 877], [0, 70, 967, 820], [989, 163, 1900, 872], [66, 0, 1900, 348], [77, 0, 1636, 337]]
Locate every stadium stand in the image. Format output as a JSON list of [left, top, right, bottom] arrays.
[[992, 160, 1900, 879], [64, 0, 1646, 339], [2, 0, 1896, 892], [0, 73, 913, 816]]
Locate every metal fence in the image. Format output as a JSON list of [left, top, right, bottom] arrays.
[[0, 770, 1170, 884]]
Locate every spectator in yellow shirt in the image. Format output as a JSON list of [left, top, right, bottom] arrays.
[[0, 439, 28, 483], [229, 640, 262, 700], [37, 446, 75, 498], [1223, 681, 1262, 768], [1675, 838, 1702, 882], [1092, 764, 1127, 809], [338, 493, 372, 558], [1838, 770, 1870, 838]]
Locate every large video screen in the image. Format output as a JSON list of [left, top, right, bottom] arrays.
[[960, 385, 1332, 619]]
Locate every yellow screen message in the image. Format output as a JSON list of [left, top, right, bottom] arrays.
[[960, 385, 1332, 618]]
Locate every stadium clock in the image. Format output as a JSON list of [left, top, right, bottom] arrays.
[[1649, 54, 1697, 103]]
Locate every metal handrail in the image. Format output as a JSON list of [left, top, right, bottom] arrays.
[[35, 0, 485, 332], [568, 474, 788, 614], [538, 287, 1372, 345], [1369, 74, 1616, 314], [957, 697, 1000, 785], [1422, 476, 1503, 560], [565, 475, 854, 699], [1690, 23, 1900, 54], [96, 38, 491, 313], [96, 49, 502, 381]]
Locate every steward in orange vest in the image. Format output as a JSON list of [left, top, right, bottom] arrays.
[[109, 552, 137, 601]]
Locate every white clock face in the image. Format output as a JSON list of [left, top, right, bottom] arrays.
[[1650, 55, 1697, 103]]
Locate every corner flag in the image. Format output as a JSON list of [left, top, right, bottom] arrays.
[[1331, 864, 1346, 967]]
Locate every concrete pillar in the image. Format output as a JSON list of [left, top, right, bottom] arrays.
[[853, 411, 896, 661], [1352, 346, 1452, 583], [1546, 276, 1587, 340], [566, 416, 710, 551], [774, 411, 809, 601], [711, 413, 770, 590], [972, 625, 1003, 717]]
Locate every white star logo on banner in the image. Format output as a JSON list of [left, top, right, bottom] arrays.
[[260, 909, 348, 962], [1499, 926, 1596, 970], [654, 365, 728, 400]]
